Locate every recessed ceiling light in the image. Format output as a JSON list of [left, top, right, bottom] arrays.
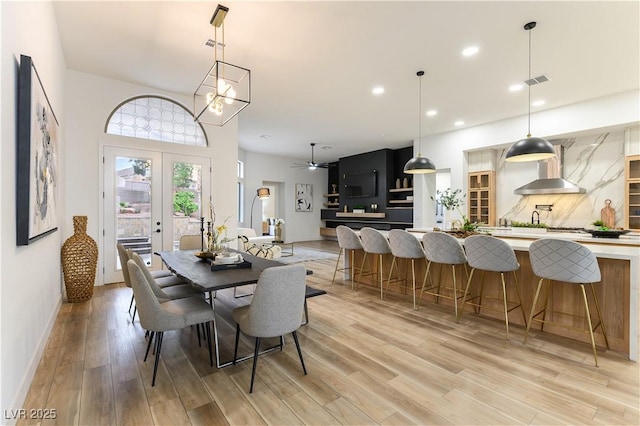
[[532, 100, 546, 107], [259, 134, 272, 140], [454, 120, 465, 126], [372, 86, 385, 95], [462, 46, 479, 57], [509, 84, 524, 92], [426, 110, 437, 117]]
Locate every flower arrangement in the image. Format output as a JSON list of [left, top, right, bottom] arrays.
[[274, 218, 285, 226], [431, 188, 481, 232], [207, 202, 233, 254]]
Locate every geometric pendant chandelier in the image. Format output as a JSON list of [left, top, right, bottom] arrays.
[[194, 4, 251, 126]]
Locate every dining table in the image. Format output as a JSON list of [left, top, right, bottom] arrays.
[[155, 249, 322, 367]]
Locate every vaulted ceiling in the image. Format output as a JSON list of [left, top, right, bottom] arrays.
[[53, 1, 639, 163]]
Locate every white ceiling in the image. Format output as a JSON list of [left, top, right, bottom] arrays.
[[53, 1, 640, 163]]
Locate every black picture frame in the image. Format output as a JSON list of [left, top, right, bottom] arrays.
[[16, 54, 59, 245]]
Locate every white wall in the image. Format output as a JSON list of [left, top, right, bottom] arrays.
[[412, 90, 640, 228], [64, 70, 238, 284], [1, 1, 67, 416], [241, 149, 327, 242]]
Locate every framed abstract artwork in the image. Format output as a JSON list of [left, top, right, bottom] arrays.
[[295, 183, 313, 212], [16, 54, 59, 245]]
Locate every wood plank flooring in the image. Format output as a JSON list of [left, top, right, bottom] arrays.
[[18, 240, 639, 425]]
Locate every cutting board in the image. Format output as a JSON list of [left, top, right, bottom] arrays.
[[601, 199, 615, 228]]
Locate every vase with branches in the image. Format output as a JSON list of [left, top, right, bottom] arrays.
[[431, 188, 481, 232]]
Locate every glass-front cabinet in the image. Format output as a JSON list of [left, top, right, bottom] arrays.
[[625, 155, 640, 230]]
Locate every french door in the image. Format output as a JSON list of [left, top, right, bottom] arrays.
[[103, 145, 211, 283]]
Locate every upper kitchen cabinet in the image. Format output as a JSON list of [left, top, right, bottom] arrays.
[[467, 150, 496, 226], [625, 155, 640, 230]]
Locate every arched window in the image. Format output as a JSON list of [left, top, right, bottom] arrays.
[[105, 96, 207, 146]]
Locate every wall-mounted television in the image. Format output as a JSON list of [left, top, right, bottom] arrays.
[[344, 170, 377, 198]]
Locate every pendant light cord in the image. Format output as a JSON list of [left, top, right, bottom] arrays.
[[527, 27, 532, 137], [417, 70, 424, 156]]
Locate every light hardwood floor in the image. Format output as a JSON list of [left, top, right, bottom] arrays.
[[19, 240, 639, 425]]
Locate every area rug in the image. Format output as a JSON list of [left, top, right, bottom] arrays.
[[275, 247, 339, 264]]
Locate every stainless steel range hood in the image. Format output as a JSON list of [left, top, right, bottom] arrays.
[[514, 145, 586, 195]]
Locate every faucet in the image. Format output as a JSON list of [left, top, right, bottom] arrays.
[[531, 210, 540, 225]]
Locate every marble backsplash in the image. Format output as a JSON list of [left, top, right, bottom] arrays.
[[497, 130, 625, 228]]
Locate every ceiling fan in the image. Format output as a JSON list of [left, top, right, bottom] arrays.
[[291, 143, 332, 170]]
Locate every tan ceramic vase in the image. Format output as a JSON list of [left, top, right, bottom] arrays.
[[61, 216, 98, 302]]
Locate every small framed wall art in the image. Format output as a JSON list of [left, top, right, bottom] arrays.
[[295, 183, 313, 212], [16, 54, 59, 245]]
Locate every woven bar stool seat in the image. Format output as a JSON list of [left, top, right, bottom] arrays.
[[525, 239, 610, 366]]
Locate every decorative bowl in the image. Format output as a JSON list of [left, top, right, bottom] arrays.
[[583, 229, 631, 239], [194, 251, 214, 260]]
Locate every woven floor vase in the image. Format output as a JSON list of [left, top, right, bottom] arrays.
[[61, 216, 98, 302]]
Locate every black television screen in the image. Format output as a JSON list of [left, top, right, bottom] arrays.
[[344, 170, 377, 198]]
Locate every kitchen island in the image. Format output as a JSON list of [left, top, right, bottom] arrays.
[[350, 228, 639, 361]]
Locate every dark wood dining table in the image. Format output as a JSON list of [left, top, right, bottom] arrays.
[[155, 249, 323, 368]]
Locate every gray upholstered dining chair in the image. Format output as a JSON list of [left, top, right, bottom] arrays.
[[130, 252, 203, 302], [179, 234, 202, 250], [458, 235, 527, 340], [386, 229, 426, 310], [232, 264, 308, 393], [117, 243, 182, 319], [127, 260, 214, 386], [359, 227, 392, 299], [419, 231, 468, 317], [525, 239, 609, 366], [332, 225, 365, 289]]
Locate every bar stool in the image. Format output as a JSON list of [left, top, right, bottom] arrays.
[[419, 231, 468, 318], [458, 235, 527, 340], [332, 225, 364, 289], [386, 229, 426, 310], [525, 239, 609, 366], [359, 227, 392, 299]]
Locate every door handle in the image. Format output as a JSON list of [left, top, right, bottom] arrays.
[[156, 229, 161, 233]]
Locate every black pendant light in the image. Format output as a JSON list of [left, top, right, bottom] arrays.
[[404, 71, 436, 174], [505, 21, 555, 163]]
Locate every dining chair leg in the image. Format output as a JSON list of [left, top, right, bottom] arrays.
[[205, 321, 213, 367], [152, 331, 164, 387], [233, 324, 240, 365], [250, 337, 261, 393], [292, 331, 307, 375], [132, 306, 137, 322], [128, 294, 135, 313], [197, 323, 202, 347], [144, 331, 155, 361]]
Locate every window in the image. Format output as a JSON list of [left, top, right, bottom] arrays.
[[105, 96, 207, 146]]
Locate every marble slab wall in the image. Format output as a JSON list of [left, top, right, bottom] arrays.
[[497, 130, 625, 228]]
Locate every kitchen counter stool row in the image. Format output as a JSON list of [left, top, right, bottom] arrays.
[[331, 226, 609, 366]]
